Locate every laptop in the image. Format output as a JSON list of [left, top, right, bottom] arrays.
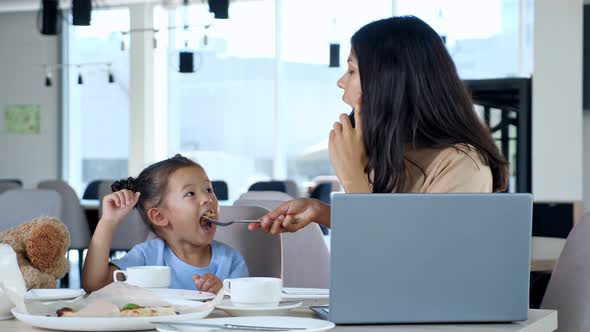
[[312, 193, 532, 324]]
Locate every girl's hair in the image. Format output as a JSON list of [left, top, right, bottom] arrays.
[[111, 154, 202, 230], [351, 16, 509, 193]]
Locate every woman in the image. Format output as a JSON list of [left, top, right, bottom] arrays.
[[250, 16, 508, 234]]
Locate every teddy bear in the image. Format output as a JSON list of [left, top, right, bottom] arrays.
[[0, 217, 70, 289]]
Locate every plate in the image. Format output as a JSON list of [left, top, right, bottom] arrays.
[[11, 300, 214, 331], [156, 316, 335, 332], [282, 288, 329, 300], [216, 300, 303, 317], [150, 288, 216, 301], [25, 289, 86, 302]]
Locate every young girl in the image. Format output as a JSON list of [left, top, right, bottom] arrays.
[[82, 154, 248, 293]]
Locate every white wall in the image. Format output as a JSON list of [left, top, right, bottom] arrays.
[[0, 11, 60, 188], [533, 0, 584, 202], [584, 113, 590, 209], [584, 1, 590, 212]]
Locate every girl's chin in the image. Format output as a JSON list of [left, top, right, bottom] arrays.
[[197, 223, 216, 240]]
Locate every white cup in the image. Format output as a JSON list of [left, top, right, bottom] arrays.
[[223, 277, 282, 307], [113, 266, 171, 288], [0, 244, 27, 318]]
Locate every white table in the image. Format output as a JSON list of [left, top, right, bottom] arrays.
[[80, 199, 100, 210], [0, 309, 557, 332]]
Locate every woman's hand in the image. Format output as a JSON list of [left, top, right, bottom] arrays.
[[329, 107, 371, 192], [100, 190, 140, 225], [248, 198, 330, 234], [193, 273, 223, 294]]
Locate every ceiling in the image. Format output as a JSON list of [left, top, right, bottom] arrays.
[[0, 0, 208, 13]]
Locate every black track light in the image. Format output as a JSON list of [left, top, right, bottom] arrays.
[[208, 0, 229, 19], [329, 43, 340, 68], [77, 71, 83, 85], [179, 51, 194, 73], [44, 67, 52, 87], [108, 71, 115, 83], [72, 0, 92, 26], [40, 0, 59, 35]]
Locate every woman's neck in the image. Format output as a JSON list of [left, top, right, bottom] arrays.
[[165, 238, 212, 268]]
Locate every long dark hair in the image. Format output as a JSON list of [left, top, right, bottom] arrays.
[[351, 16, 508, 193], [111, 154, 202, 230]]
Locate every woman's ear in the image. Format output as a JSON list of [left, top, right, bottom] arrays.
[[148, 207, 168, 227]]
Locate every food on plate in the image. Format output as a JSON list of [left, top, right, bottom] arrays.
[[119, 304, 177, 317], [55, 302, 177, 318], [56, 307, 77, 317]]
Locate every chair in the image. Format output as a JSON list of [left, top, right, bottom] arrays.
[[97, 181, 150, 251], [281, 223, 330, 288], [234, 199, 284, 211], [0, 178, 22, 186], [37, 180, 92, 278], [284, 180, 301, 198], [541, 212, 590, 332], [215, 206, 282, 278], [0, 180, 21, 195], [232, 199, 330, 288], [83, 180, 105, 199], [248, 181, 287, 193], [212, 180, 229, 201], [0, 189, 62, 231], [309, 183, 333, 235], [309, 183, 333, 204], [238, 191, 293, 202]]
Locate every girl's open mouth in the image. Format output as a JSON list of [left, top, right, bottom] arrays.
[[199, 210, 216, 229]]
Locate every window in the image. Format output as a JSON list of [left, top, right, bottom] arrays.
[[65, 8, 130, 195], [163, 1, 276, 200], [396, 0, 534, 79], [279, 0, 393, 187], [163, 0, 392, 199]]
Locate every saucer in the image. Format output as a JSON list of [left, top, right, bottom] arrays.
[[282, 288, 329, 300], [157, 316, 335, 332], [150, 288, 215, 301], [216, 299, 303, 316], [24, 288, 86, 302]]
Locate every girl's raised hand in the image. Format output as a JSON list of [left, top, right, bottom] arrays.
[[101, 189, 140, 225]]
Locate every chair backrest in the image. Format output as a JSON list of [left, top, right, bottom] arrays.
[[212, 180, 229, 201], [309, 182, 333, 204], [233, 199, 329, 287], [541, 212, 590, 332], [0, 181, 21, 195], [0, 189, 62, 231], [281, 223, 330, 288], [0, 179, 23, 186], [239, 191, 293, 202], [248, 181, 287, 193], [37, 180, 91, 250], [233, 199, 284, 211], [284, 180, 300, 198], [83, 180, 105, 199], [97, 180, 150, 251], [214, 205, 282, 278]]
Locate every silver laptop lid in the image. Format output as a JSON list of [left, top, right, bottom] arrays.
[[329, 193, 532, 324]]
